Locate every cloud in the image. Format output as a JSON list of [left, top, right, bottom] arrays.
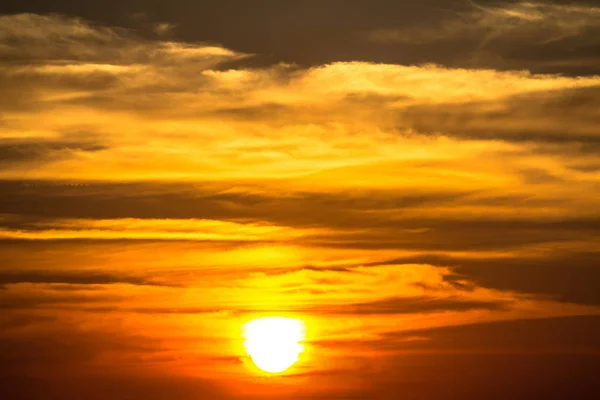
[[0, 13, 246, 118], [369, 1, 600, 71], [0, 286, 121, 310], [0, 134, 107, 167], [0, 269, 170, 288], [1, 179, 599, 266], [0, 13, 244, 64], [445, 251, 600, 306], [312, 295, 509, 315], [0, 216, 322, 241], [398, 85, 600, 144], [153, 22, 176, 37], [367, 249, 600, 306], [1, 374, 231, 400], [391, 315, 600, 352], [370, 2, 600, 43]]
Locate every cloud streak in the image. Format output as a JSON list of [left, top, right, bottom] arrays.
[[370, 2, 600, 44], [369, 1, 600, 71]]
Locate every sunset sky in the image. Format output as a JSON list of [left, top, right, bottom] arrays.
[[1, 1, 600, 399]]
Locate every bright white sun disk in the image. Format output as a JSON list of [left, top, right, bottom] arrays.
[[243, 317, 305, 373]]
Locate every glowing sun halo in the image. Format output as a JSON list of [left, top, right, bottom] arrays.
[[243, 317, 305, 373]]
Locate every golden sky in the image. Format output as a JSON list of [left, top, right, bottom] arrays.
[[1, 2, 600, 399]]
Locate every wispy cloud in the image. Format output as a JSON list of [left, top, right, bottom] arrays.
[[370, 2, 600, 44], [369, 2, 600, 70], [0, 217, 322, 241]]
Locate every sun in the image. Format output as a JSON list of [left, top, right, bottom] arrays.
[[243, 317, 305, 374]]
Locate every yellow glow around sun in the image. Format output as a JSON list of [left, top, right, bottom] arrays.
[[243, 317, 305, 373]]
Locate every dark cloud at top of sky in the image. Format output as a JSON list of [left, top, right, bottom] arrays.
[[369, 1, 600, 74], [1, 0, 599, 74]]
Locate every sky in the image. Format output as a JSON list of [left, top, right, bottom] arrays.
[[1, 1, 600, 399]]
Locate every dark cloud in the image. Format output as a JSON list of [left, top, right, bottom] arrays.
[[0, 136, 108, 166], [446, 251, 600, 306], [80, 306, 236, 315], [0, 374, 231, 400], [317, 296, 509, 315], [1, 1, 598, 75], [1, 179, 598, 252], [0, 288, 120, 310], [313, 316, 600, 399], [369, 1, 600, 74], [0, 1, 463, 67], [0, 180, 466, 222], [0, 269, 170, 288], [400, 85, 600, 145], [0, 312, 57, 331], [391, 315, 600, 352], [0, 13, 242, 65], [367, 352, 600, 400], [368, 251, 600, 305]]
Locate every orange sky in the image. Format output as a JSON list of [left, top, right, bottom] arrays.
[[1, 3, 600, 399]]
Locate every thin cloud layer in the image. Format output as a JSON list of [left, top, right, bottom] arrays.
[[370, 1, 600, 71], [370, 2, 600, 44]]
